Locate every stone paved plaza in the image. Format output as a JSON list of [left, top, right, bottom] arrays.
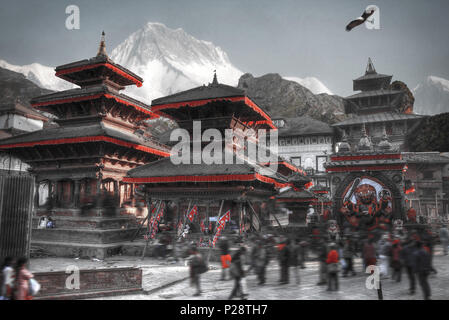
[[75, 244, 449, 300]]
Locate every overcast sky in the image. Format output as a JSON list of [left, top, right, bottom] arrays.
[[0, 0, 448, 96]]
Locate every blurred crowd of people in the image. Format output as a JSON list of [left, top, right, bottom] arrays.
[[180, 222, 449, 300], [0, 256, 35, 300]]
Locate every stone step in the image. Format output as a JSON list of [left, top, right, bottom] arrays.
[[32, 227, 140, 244], [35, 207, 142, 218], [31, 240, 125, 259], [32, 216, 139, 230]]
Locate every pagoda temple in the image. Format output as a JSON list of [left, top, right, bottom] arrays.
[[123, 73, 311, 243], [333, 58, 423, 151], [0, 33, 170, 258]]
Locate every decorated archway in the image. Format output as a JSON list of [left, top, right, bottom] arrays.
[[332, 172, 404, 229]]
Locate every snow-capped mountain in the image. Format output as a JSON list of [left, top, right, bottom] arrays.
[[413, 76, 449, 115], [0, 21, 336, 105], [110, 22, 243, 103], [0, 59, 74, 91], [283, 76, 333, 95]]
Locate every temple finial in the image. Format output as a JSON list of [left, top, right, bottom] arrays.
[[358, 122, 373, 152], [378, 123, 392, 151], [97, 31, 107, 57], [212, 70, 218, 85], [365, 57, 376, 75]]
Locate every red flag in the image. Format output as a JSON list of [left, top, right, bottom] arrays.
[[200, 220, 206, 233], [187, 205, 198, 222], [219, 210, 231, 225]]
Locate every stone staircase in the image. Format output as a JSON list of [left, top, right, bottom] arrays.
[[31, 208, 142, 259]]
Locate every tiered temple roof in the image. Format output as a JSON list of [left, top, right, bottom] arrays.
[[343, 58, 406, 115], [0, 32, 170, 181], [124, 74, 311, 200]]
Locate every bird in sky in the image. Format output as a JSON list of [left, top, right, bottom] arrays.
[[345, 8, 376, 32]]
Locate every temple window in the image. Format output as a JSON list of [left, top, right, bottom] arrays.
[[304, 157, 314, 169], [316, 156, 327, 172], [291, 157, 301, 166], [317, 179, 328, 187]]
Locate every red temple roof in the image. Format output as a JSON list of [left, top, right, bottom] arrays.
[[55, 55, 143, 88], [151, 83, 276, 129], [30, 85, 158, 119], [0, 123, 170, 157]]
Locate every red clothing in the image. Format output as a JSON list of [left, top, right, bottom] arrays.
[[221, 254, 231, 269], [326, 250, 339, 264], [15, 267, 33, 300], [363, 243, 377, 267], [392, 246, 402, 261]]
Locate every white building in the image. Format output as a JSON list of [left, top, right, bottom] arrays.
[[274, 116, 334, 191], [0, 101, 49, 174]]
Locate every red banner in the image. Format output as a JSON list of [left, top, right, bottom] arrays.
[[212, 210, 231, 247], [187, 205, 199, 222], [150, 202, 165, 239]]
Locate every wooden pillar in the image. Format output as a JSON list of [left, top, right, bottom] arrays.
[[130, 183, 136, 206], [50, 180, 57, 208], [73, 179, 80, 208], [176, 199, 181, 230], [95, 176, 102, 208], [113, 180, 119, 206], [34, 181, 40, 209]]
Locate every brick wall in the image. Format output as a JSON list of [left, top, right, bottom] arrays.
[[34, 267, 142, 299]]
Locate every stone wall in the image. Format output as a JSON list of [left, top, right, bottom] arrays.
[[34, 267, 142, 299]]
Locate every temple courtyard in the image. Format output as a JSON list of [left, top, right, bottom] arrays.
[[29, 244, 449, 300]]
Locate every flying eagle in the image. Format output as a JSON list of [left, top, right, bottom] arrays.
[[345, 8, 376, 32]]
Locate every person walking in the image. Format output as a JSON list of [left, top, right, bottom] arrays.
[[317, 238, 328, 285], [228, 246, 248, 300], [13, 257, 33, 300], [289, 239, 301, 284], [342, 238, 356, 277], [254, 240, 269, 285], [277, 237, 290, 285], [186, 245, 206, 296], [414, 241, 432, 300], [390, 240, 402, 282], [363, 238, 377, 270], [439, 225, 449, 256], [378, 234, 391, 278], [299, 239, 307, 269], [326, 243, 340, 291], [0, 257, 15, 300], [401, 238, 417, 295], [218, 236, 231, 280]]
